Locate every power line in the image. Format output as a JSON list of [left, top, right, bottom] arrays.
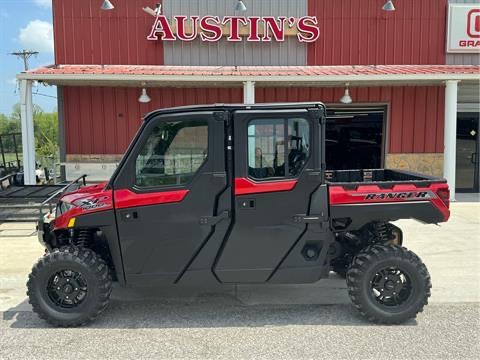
[[9, 50, 39, 71], [33, 92, 57, 99]]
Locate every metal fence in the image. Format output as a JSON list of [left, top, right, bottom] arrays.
[[0, 132, 22, 174]]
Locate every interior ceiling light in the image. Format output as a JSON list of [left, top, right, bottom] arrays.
[[138, 85, 151, 103], [340, 83, 353, 104], [382, 1, 395, 11], [236, 0, 247, 12], [101, 0, 114, 10]]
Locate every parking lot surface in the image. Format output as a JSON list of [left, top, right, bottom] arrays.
[[0, 202, 479, 359]]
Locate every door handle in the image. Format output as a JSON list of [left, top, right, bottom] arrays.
[[292, 215, 324, 224], [121, 211, 138, 222], [471, 152, 477, 165], [199, 211, 230, 226], [237, 199, 255, 209]]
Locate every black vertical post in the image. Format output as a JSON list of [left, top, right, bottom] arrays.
[[284, 119, 289, 176], [0, 136, 6, 169], [12, 133, 21, 170]]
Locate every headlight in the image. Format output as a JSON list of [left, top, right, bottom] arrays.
[[56, 201, 75, 216]]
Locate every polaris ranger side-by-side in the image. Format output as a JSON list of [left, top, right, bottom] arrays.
[[29, 103, 450, 327]]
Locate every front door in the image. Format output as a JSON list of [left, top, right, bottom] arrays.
[[456, 113, 480, 193], [113, 111, 229, 284], [214, 109, 323, 283]]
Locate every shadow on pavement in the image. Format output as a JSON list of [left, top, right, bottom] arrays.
[[2, 284, 418, 329]]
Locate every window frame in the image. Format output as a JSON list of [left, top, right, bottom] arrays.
[[130, 114, 211, 193], [246, 116, 312, 182]]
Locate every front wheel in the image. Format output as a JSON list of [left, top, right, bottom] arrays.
[[346, 244, 431, 324], [27, 247, 112, 327]]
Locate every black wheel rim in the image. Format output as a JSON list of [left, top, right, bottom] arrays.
[[370, 267, 413, 307], [47, 270, 88, 308]]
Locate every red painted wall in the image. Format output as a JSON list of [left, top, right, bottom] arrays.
[[257, 86, 445, 154], [307, 0, 447, 65], [53, 0, 163, 65], [63, 87, 243, 155], [64, 86, 444, 156], [53, 0, 448, 67]]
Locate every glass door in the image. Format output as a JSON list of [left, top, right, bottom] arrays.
[[456, 113, 480, 193]]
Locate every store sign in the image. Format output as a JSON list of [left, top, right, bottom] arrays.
[[447, 4, 480, 53], [147, 15, 320, 43]]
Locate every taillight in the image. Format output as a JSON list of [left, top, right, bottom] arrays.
[[437, 188, 450, 209]]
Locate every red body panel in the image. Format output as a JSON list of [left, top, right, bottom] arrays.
[[53, 185, 190, 230], [329, 182, 450, 222], [53, 184, 113, 231], [235, 178, 298, 196], [114, 189, 189, 209]]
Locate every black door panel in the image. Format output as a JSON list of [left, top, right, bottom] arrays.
[[215, 172, 321, 283], [118, 173, 226, 281], [214, 109, 323, 283], [113, 112, 230, 285]]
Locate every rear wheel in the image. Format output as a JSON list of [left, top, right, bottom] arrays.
[[346, 244, 431, 324], [334, 223, 404, 278], [27, 246, 112, 327]]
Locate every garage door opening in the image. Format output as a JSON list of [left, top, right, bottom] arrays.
[[325, 107, 386, 170]]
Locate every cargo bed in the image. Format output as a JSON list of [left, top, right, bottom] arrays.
[[325, 169, 445, 189], [326, 169, 450, 228]]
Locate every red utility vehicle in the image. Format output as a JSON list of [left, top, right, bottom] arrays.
[[29, 103, 449, 326]]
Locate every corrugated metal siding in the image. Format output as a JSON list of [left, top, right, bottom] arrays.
[[458, 82, 480, 112], [307, 0, 447, 65], [65, 86, 444, 156], [446, 0, 480, 65], [162, 0, 307, 65], [53, 0, 164, 65], [459, 83, 480, 103], [447, 0, 480, 111], [446, 54, 480, 65], [63, 87, 243, 155], [256, 86, 445, 154], [52, 0, 456, 66]]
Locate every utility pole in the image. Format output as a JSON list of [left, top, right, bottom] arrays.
[[10, 50, 39, 71]]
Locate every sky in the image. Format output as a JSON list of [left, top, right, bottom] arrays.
[[0, 0, 57, 115]]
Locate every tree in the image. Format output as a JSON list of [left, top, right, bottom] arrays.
[[34, 111, 58, 159]]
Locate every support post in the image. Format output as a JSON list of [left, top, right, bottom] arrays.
[[244, 81, 256, 166], [243, 81, 255, 105], [443, 80, 459, 201], [57, 86, 66, 182], [20, 79, 36, 185]]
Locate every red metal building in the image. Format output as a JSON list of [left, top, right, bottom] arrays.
[[17, 0, 480, 198]]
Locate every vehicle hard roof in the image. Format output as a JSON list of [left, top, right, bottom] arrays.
[[143, 102, 326, 121]]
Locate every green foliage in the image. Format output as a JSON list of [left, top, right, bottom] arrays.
[[34, 111, 58, 159], [0, 103, 58, 163]]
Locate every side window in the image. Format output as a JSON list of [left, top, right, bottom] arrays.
[[247, 118, 310, 180], [135, 120, 208, 188]]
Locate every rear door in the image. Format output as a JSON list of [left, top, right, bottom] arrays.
[[214, 108, 323, 283], [112, 111, 229, 284]]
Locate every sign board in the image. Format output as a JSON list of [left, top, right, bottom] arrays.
[[147, 15, 320, 43], [447, 4, 480, 53]]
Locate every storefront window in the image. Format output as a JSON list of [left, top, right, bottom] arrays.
[[135, 120, 208, 187]]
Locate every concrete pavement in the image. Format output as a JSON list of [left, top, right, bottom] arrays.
[[0, 202, 479, 359]]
